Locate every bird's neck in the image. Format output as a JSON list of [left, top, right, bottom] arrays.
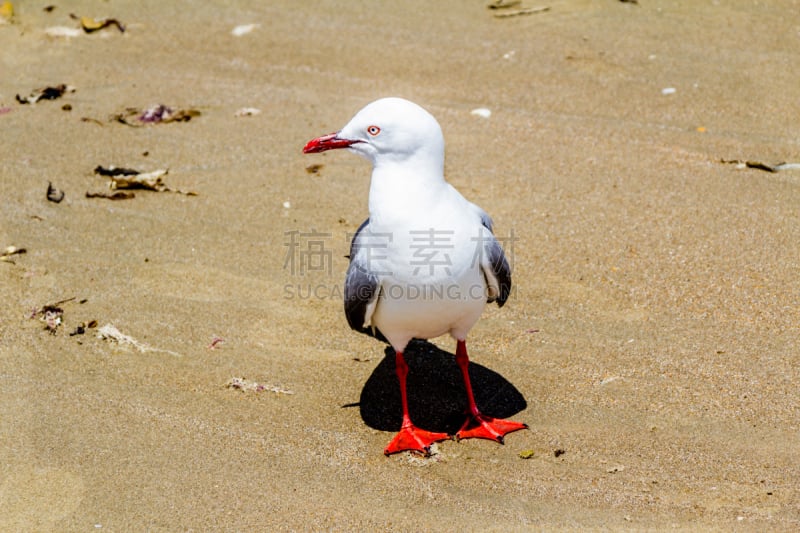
[[368, 157, 446, 226]]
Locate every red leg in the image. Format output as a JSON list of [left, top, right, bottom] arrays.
[[384, 350, 450, 456], [455, 340, 527, 443]]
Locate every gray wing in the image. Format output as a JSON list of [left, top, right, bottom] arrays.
[[467, 201, 495, 233], [344, 218, 386, 341], [479, 214, 512, 308]]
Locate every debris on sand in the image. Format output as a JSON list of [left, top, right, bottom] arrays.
[[720, 158, 800, 173], [226, 377, 294, 395], [487, 0, 521, 8], [42, 306, 63, 333], [29, 297, 75, 318], [138, 104, 197, 123], [1, 245, 26, 263], [491, 4, 549, 18], [111, 104, 201, 126], [85, 190, 135, 200], [93, 166, 141, 177], [97, 324, 149, 351], [47, 182, 65, 203], [234, 107, 261, 117], [231, 23, 259, 36], [69, 13, 125, 33], [88, 166, 197, 197], [403, 442, 446, 465], [97, 323, 181, 356], [0, 1, 14, 24], [69, 320, 98, 336], [99, 167, 170, 191], [29, 297, 77, 334], [207, 336, 225, 350], [28, 298, 97, 336], [305, 164, 323, 174], [44, 26, 82, 38], [16, 84, 74, 105]]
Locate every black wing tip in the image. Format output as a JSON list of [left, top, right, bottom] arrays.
[[352, 324, 389, 343], [489, 285, 510, 307]]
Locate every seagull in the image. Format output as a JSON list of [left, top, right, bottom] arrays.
[[303, 97, 527, 455]]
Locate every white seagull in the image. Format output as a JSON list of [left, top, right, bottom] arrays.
[[303, 97, 526, 455]]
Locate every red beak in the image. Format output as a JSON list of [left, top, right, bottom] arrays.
[[303, 132, 361, 153]]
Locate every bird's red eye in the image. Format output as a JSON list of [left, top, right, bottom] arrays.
[[367, 125, 380, 136]]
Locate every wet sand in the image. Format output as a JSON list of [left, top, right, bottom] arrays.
[[1, 1, 799, 530]]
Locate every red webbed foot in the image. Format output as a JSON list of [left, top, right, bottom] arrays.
[[456, 413, 528, 443], [384, 423, 450, 456], [453, 340, 528, 444]]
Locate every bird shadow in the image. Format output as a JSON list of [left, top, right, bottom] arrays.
[[355, 339, 527, 434]]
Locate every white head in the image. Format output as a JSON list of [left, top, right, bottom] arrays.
[[304, 97, 445, 175]]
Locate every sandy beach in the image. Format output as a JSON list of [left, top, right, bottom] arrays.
[[1, 1, 799, 530]]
